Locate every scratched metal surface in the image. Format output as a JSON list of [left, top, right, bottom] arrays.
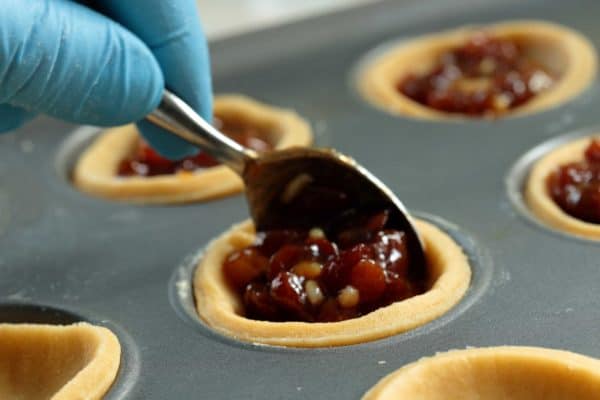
[[1, 0, 599, 398]]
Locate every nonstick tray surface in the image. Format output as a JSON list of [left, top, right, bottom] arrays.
[[1, 0, 599, 398]]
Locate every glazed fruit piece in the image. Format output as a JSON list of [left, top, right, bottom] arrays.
[[223, 210, 427, 322], [397, 33, 555, 116], [547, 138, 600, 223], [118, 117, 272, 176]]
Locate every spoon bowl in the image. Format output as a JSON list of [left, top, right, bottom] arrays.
[[147, 90, 426, 269]]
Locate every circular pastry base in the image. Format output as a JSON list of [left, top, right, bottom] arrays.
[[525, 135, 600, 240], [72, 95, 313, 204], [357, 20, 597, 120], [193, 218, 471, 348], [0, 322, 121, 400], [362, 346, 600, 399]]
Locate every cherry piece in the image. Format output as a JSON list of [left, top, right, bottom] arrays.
[[244, 283, 280, 321], [349, 260, 386, 303], [270, 272, 309, 320], [223, 248, 269, 290], [269, 244, 308, 279]]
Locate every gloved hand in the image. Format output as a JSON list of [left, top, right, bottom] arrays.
[[0, 0, 212, 159]]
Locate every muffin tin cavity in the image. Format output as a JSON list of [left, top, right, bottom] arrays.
[[5, 0, 600, 397], [0, 304, 120, 400], [362, 346, 600, 400], [67, 95, 313, 204], [170, 213, 492, 349], [0, 303, 84, 324], [355, 20, 596, 120], [507, 130, 600, 241], [0, 303, 140, 400]]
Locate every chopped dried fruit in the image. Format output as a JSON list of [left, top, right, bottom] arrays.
[[337, 285, 360, 308], [118, 117, 273, 176], [222, 210, 426, 322], [547, 139, 600, 223], [397, 33, 555, 116], [305, 280, 325, 306], [350, 260, 386, 303], [222, 248, 269, 290]]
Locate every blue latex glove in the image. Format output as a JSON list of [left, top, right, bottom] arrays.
[[0, 0, 212, 159]]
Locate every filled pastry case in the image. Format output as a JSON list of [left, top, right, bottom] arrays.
[[1, 0, 599, 398]]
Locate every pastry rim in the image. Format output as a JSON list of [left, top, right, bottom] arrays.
[[193, 218, 471, 348], [525, 135, 600, 240], [0, 322, 121, 400], [73, 94, 313, 204], [362, 346, 600, 399], [358, 20, 597, 120]]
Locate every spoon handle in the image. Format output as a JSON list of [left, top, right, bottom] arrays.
[[146, 90, 257, 175]]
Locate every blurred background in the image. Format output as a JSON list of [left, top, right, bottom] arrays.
[[197, 0, 378, 39]]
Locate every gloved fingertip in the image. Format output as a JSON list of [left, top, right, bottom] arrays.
[[0, 1, 167, 127], [198, 86, 213, 123], [122, 45, 165, 121], [86, 33, 166, 125], [137, 120, 199, 160]]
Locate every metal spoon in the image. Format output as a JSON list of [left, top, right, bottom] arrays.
[[147, 90, 426, 269]]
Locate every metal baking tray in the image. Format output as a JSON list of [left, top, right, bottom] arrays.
[[1, 0, 599, 398]]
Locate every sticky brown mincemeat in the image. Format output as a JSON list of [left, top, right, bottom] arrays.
[[547, 139, 600, 224], [223, 211, 427, 323], [118, 118, 272, 177], [397, 33, 555, 116]]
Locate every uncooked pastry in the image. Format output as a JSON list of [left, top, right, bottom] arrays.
[[525, 135, 600, 240], [194, 219, 471, 347], [362, 346, 600, 399], [0, 322, 121, 400], [73, 95, 313, 204], [358, 20, 597, 120]]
